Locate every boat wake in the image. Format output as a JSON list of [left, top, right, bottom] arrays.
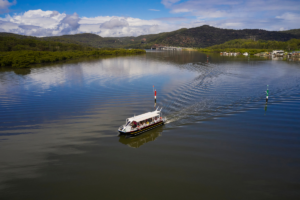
[[159, 61, 300, 128]]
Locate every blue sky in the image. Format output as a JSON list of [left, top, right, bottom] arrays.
[[0, 0, 299, 37], [8, 0, 172, 19]]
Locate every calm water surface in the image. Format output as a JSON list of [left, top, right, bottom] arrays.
[[0, 51, 300, 200]]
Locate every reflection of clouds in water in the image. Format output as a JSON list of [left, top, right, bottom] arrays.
[[27, 67, 66, 90], [0, 55, 197, 94], [81, 56, 192, 78], [1, 52, 300, 193], [0, 64, 85, 93], [0, 54, 201, 190], [27, 65, 85, 90], [80, 56, 197, 89]]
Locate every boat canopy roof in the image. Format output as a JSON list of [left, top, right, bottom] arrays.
[[127, 110, 160, 122]]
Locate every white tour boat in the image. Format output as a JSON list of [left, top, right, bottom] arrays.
[[118, 107, 165, 136]]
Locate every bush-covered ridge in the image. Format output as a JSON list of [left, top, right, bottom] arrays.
[[0, 35, 145, 68], [0, 49, 145, 68], [2, 25, 299, 49], [206, 39, 300, 51], [46, 26, 299, 49], [281, 29, 300, 36], [0, 36, 95, 51]]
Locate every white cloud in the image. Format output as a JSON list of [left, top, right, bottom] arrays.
[[161, 0, 181, 7], [172, 8, 190, 13], [162, 0, 300, 31], [0, 9, 83, 36], [100, 17, 129, 29], [149, 9, 160, 11], [0, 9, 195, 37], [0, 2, 299, 38], [0, 0, 15, 11], [276, 12, 300, 21]]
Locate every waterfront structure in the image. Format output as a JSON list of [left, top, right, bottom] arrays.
[[272, 50, 285, 57]]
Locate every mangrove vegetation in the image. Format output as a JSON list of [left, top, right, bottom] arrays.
[[0, 36, 145, 68], [0, 49, 145, 68]]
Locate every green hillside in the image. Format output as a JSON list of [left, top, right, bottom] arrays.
[[0, 34, 145, 68], [206, 38, 300, 51], [0, 35, 95, 51], [0, 49, 145, 68], [0, 32, 33, 39], [197, 38, 300, 55], [281, 29, 300, 36], [42, 33, 124, 48], [1, 25, 299, 49], [126, 25, 298, 48], [40, 25, 299, 49]]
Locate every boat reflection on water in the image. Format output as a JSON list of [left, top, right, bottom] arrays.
[[118, 127, 163, 148]]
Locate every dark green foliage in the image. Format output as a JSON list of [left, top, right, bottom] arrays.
[[207, 39, 300, 52], [117, 25, 299, 49], [1, 25, 299, 49], [0, 49, 145, 68], [42, 33, 125, 48], [281, 29, 300, 36], [0, 35, 95, 52], [0, 34, 145, 68]]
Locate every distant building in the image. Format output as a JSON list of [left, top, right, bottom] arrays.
[[272, 50, 284, 54], [272, 50, 285, 57]]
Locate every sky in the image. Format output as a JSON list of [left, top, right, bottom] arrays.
[[0, 0, 299, 37]]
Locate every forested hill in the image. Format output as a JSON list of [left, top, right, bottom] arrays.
[[281, 29, 300, 36], [47, 25, 300, 48], [42, 33, 124, 48], [205, 38, 300, 51], [0, 35, 145, 68], [1, 25, 299, 49], [0, 34, 95, 51], [153, 25, 299, 48]]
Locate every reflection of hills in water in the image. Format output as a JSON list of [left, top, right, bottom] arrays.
[[118, 127, 163, 148]]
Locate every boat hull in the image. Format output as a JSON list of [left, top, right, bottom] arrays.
[[119, 121, 164, 136]]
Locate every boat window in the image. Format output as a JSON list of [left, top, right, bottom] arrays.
[[125, 121, 131, 126], [132, 121, 137, 128]]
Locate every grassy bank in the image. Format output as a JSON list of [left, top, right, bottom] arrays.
[[0, 49, 145, 68]]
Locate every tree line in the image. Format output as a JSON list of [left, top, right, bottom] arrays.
[[0, 36, 145, 68], [0, 49, 146, 68], [0, 36, 95, 52], [207, 39, 300, 51]]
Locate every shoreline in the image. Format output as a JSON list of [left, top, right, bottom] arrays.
[[0, 49, 146, 68]]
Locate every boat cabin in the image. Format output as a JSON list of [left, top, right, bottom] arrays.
[[118, 108, 164, 134]]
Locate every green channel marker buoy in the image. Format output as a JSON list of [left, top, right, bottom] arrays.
[[265, 85, 269, 102]]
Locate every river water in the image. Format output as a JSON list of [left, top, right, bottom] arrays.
[[0, 51, 299, 200]]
